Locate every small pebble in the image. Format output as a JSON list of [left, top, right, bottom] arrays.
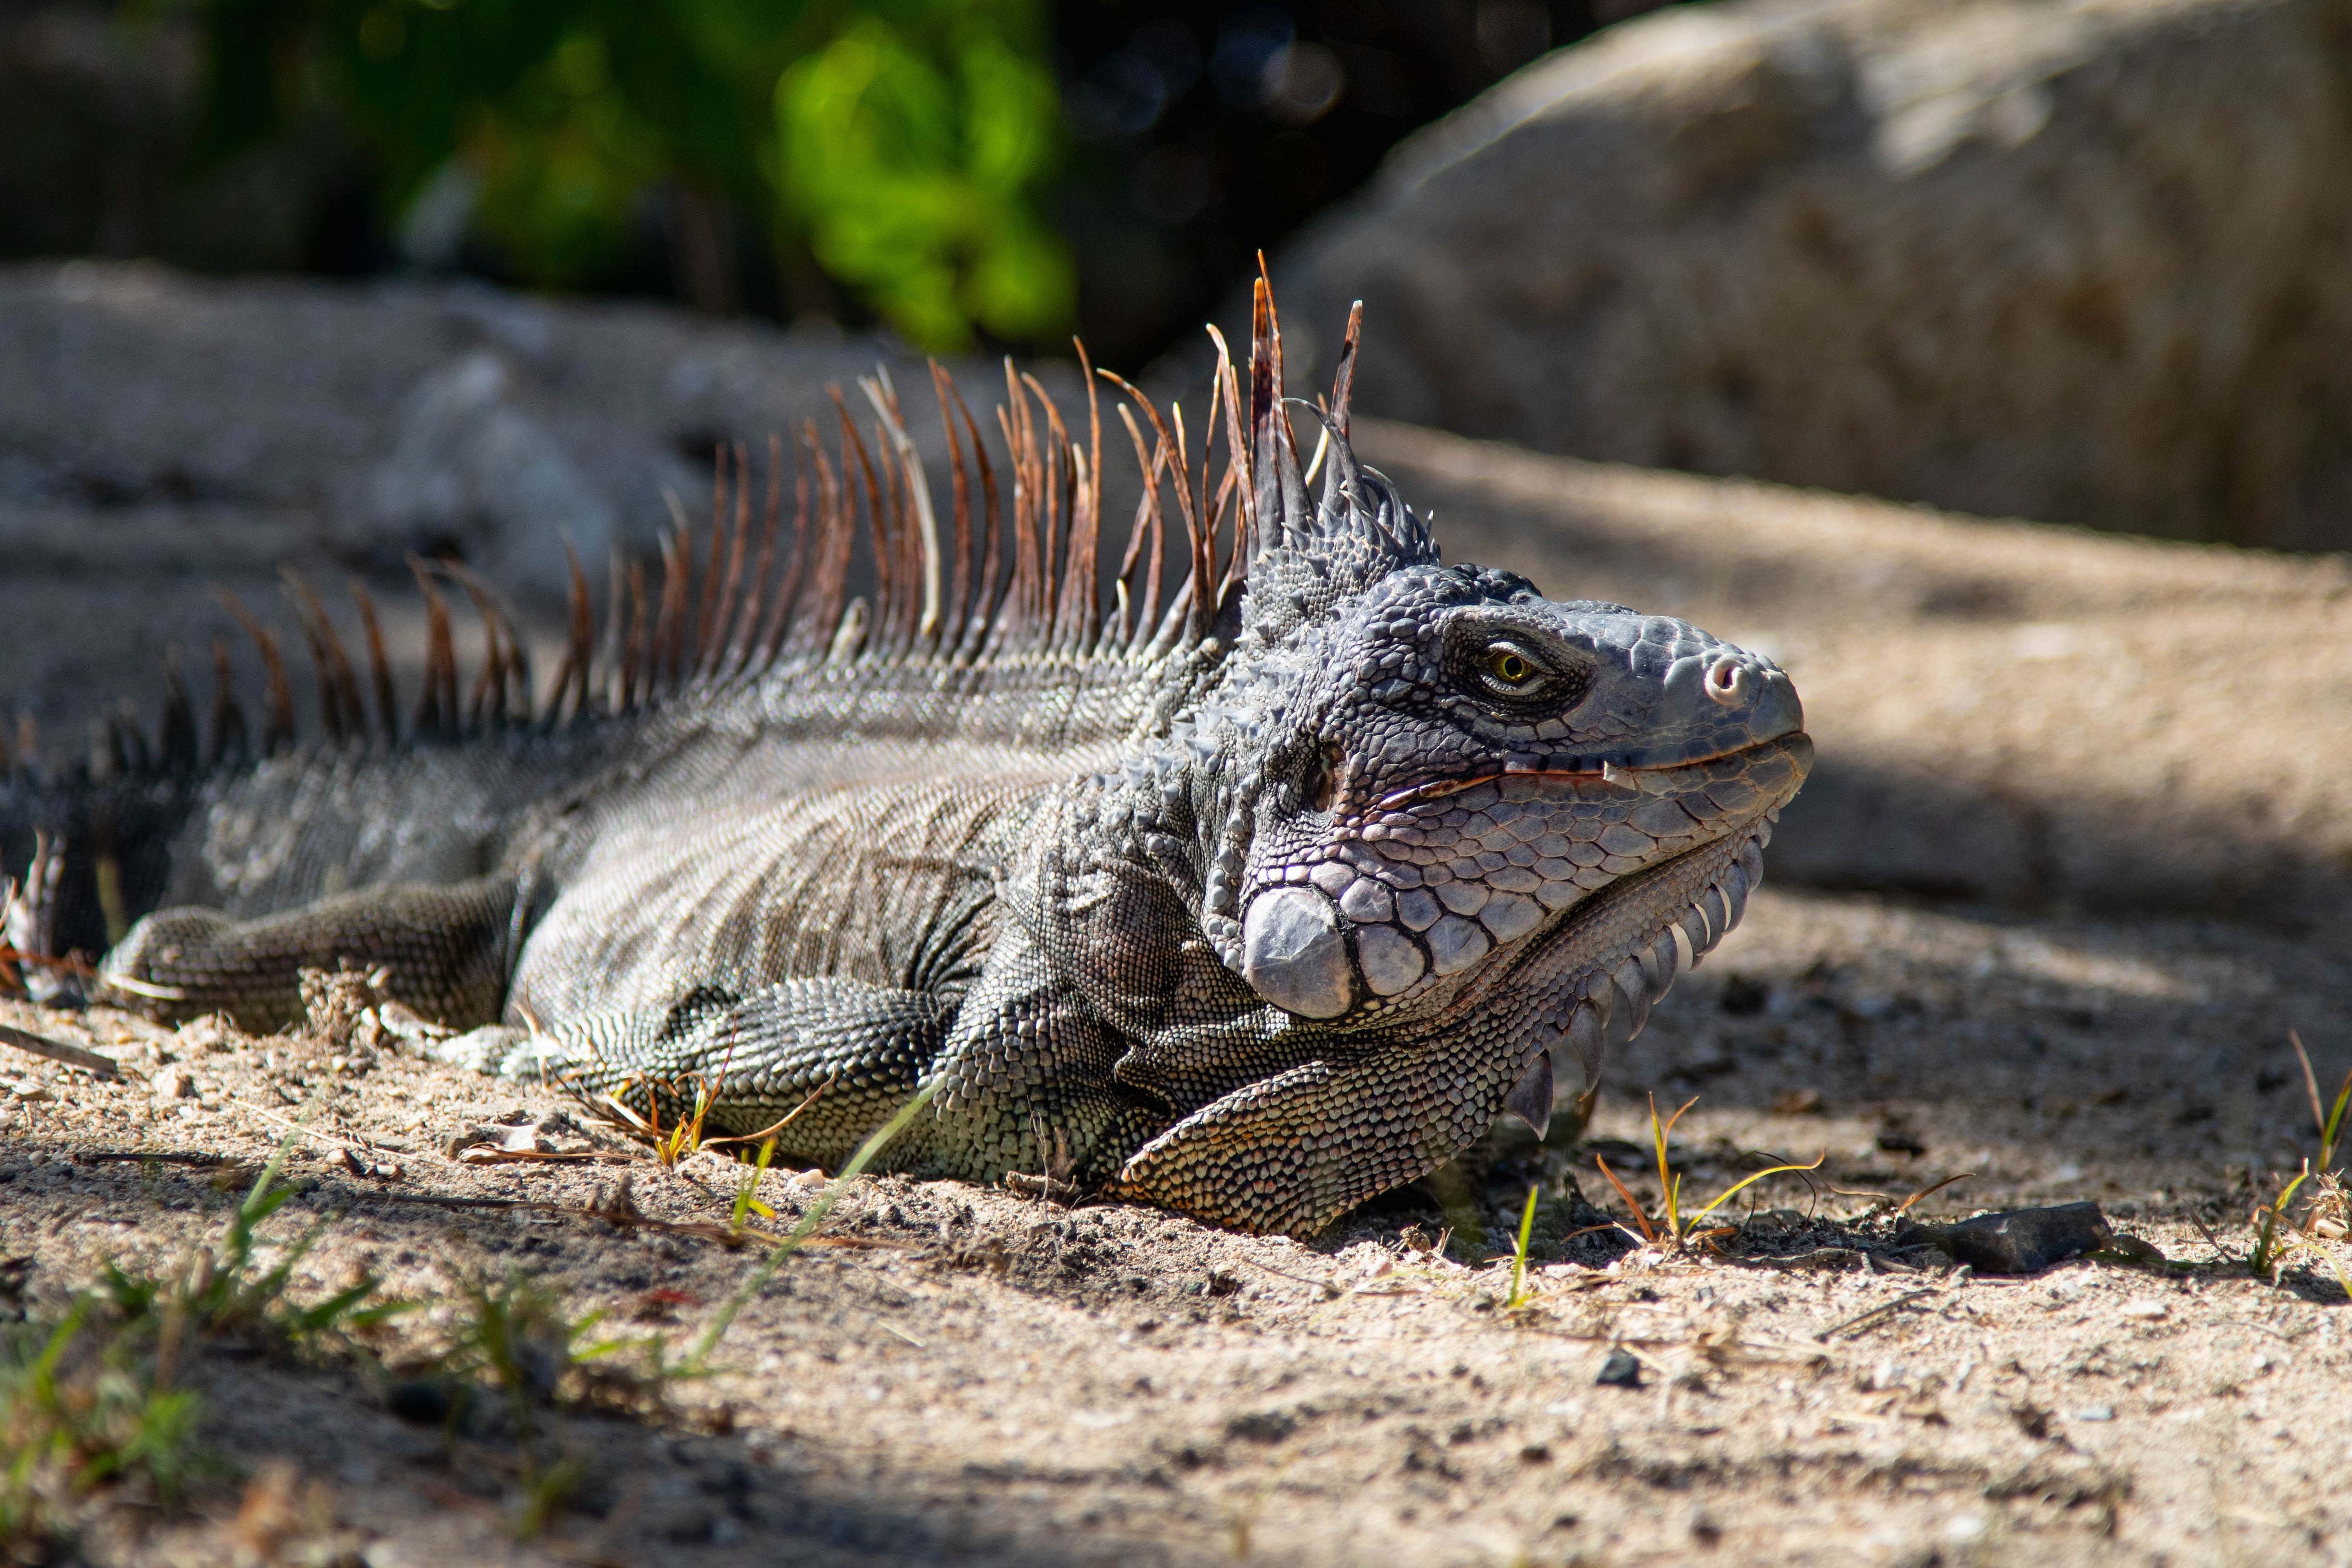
[[1595, 1348, 1643, 1388], [2072, 1405, 2116, 1423], [152, 1066, 195, 1101], [10, 1079, 49, 1102], [2119, 1298, 2169, 1320]]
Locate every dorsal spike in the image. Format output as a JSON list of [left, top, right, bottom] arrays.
[[622, 559, 651, 711], [930, 363, 975, 657], [1208, 329, 1255, 595], [1328, 299, 1363, 439], [601, 550, 628, 714], [96, 708, 131, 781], [1249, 272, 1310, 553], [875, 369, 927, 651], [1110, 401, 1169, 654], [696, 444, 733, 676], [944, 375, 1002, 663], [725, 436, 783, 678], [1305, 397, 1366, 533], [1073, 339, 1107, 655], [438, 561, 522, 730], [206, 638, 249, 769], [994, 397, 1035, 654], [212, 587, 296, 755], [547, 539, 594, 729], [655, 497, 690, 692], [406, 558, 459, 738], [158, 647, 198, 775], [800, 424, 853, 655], [873, 417, 915, 653], [348, 581, 400, 745], [707, 439, 750, 676], [861, 370, 944, 646], [280, 569, 364, 745], [1096, 371, 1205, 649], [1020, 371, 1075, 652], [759, 442, 812, 664], [827, 390, 890, 656]]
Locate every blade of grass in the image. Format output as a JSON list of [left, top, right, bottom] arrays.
[[1683, 1151, 1831, 1231], [687, 1077, 941, 1370], [1649, 1095, 1699, 1240], [1593, 1155, 1657, 1246], [1506, 1185, 1540, 1308]]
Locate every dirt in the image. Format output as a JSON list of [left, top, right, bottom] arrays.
[[6, 346, 2352, 1565], [5, 872, 2349, 1568]]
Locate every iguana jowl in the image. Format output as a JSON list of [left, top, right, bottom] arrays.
[[0, 290, 1810, 1235]]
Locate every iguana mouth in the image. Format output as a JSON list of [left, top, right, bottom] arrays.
[[1370, 735, 1802, 813]]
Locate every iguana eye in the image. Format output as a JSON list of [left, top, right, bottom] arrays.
[[1481, 642, 1542, 693]]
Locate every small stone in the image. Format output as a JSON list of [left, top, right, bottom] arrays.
[[2119, 1298, 2169, 1320], [2071, 1405, 2116, 1423], [152, 1066, 195, 1101], [1595, 1349, 1643, 1388], [9, 1080, 48, 1102], [1912, 1201, 2112, 1275]]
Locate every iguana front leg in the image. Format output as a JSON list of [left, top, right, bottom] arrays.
[[455, 978, 955, 1171], [1101, 1040, 1518, 1236], [97, 876, 519, 1032]]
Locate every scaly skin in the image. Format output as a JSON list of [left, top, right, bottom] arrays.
[[2, 293, 1810, 1235]]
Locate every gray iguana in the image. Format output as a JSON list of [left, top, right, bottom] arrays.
[[0, 288, 1809, 1235]]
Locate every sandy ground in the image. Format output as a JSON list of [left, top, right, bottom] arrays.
[[5, 347, 2351, 1563], [6, 872, 2350, 1568]]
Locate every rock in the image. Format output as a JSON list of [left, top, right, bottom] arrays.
[[1905, 1201, 2112, 1274], [0, 261, 1085, 748], [1595, 1347, 1643, 1387], [355, 352, 624, 593], [1277, 0, 2352, 550]]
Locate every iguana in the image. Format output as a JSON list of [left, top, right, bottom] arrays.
[[0, 288, 1809, 1235]]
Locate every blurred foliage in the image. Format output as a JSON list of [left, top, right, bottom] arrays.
[[190, 0, 1073, 350]]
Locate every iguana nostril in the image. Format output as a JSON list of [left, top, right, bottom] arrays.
[[1704, 657, 1750, 706]]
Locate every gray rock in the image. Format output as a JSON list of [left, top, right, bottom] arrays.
[[1908, 1201, 2114, 1274], [1277, 0, 2352, 550], [355, 352, 628, 593]]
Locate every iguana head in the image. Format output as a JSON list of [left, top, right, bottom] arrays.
[[1176, 291, 1811, 1123]]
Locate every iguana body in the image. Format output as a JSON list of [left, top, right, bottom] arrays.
[[1, 293, 1809, 1234]]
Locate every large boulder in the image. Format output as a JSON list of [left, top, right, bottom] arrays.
[[1277, 0, 2352, 551]]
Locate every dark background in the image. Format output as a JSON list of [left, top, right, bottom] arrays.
[[0, 0, 1668, 372]]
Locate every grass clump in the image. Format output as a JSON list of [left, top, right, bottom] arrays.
[[2247, 1032, 2351, 1295], [1, 1136, 400, 1556], [1592, 1094, 1824, 1253]]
